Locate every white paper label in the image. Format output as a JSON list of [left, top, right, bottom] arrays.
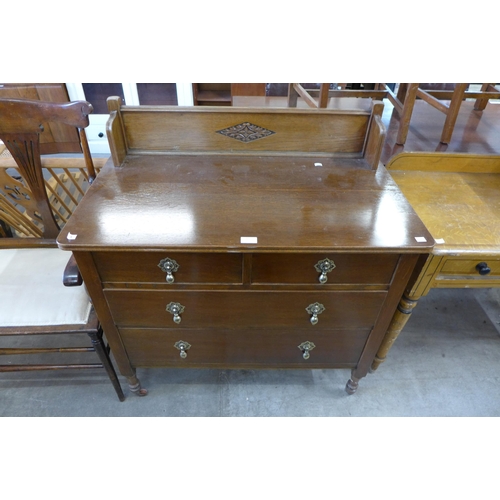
[[67, 232, 77, 240], [314, 163, 323, 167], [240, 236, 258, 244], [415, 236, 427, 242], [435, 238, 445, 244]]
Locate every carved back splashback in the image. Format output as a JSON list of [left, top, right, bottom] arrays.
[[106, 96, 385, 167]]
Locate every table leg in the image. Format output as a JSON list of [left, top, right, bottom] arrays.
[[371, 292, 421, 371]]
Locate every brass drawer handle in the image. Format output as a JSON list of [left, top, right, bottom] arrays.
[[174, 340, 191, 358], [476, 262, 491, 275], [158, 257, 180, 284], [166, 302, 185, 324], [298, 341, 316, 360], [314, 258, 336, 284], [306, 302, 325, 325]]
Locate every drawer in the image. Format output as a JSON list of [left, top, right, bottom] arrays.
[[120, 328, 371, 367], [440, 258, 500, 277], [251, 253, 399, 285], [105, 290, 387, 329], [93, 252, 242, 285]]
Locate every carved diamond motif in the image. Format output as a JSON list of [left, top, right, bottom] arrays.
[[216, 122, 275, 143]]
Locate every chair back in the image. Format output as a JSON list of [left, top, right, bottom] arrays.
[[0, 98, 94, 239]]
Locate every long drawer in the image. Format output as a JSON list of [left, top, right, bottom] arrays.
[[105, 290, 387, 329], [251, 253, 399, 285], [93, 252, 243, 285], [120, 327, 371, 367]]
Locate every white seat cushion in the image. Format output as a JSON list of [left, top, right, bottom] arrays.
[[0, 248, 92, 327]]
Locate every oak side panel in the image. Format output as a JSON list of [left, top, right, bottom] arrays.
[[71, 251, 136, 378], [353, 253, 421, 377]]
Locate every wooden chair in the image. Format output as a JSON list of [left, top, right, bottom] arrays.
[[392, 83, 500, 146], [0, 98, 124, 401], [287, 83, 393, 108]]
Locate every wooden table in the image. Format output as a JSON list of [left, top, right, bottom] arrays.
[[57, 99, 433, 396], [372, 152, 500, 370]]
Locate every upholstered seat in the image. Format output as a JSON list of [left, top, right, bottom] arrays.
[[0, 248, 91, 327]]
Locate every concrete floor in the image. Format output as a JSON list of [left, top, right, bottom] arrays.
[[1, 287, 499, 417]]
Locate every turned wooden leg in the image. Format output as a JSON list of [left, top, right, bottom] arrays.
[[345, 370, 360, 395], [371, 293, 420, 372], [127, 374, 148, 397], [87, 329, 125, 402]]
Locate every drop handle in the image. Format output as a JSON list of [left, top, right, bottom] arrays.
[[314, 258, 336, 284], [476, 262, 491, 275], [174, 340, 191, 358], [298, 341, 316, 360], [306, 302, 325, 325], [158, 257, 180, 284], [166, 302, 185, 324]]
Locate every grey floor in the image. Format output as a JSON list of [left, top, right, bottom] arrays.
[[1, 287, 500, 417]]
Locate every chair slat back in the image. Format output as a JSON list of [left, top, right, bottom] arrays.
[[0, 98, 94, 239]]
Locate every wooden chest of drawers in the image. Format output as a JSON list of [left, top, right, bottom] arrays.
[[57, 101, 433, 396], [98, 251, 393, 370]]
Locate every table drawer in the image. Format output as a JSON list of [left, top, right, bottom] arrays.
[[251, 253, 399, 285], [120, 328, 371, 367], [105, 290, 386, 329], [93, 252, 243, 285], [440, 258, 500, 277]]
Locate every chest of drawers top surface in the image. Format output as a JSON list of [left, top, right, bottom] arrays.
[[57, 155, 432, 253]]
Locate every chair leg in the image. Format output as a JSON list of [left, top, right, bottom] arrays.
[[474, 83, 492, 111], [87, 329, 125, 401], [396, 83, 419, 146], [440, 83, 468, 144]]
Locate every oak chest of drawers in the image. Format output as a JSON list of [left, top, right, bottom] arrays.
[[57, 100, 433, 396]]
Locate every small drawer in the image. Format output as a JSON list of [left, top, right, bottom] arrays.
[[105, 290, 387, 329], [440, 258, 500, 277], [93, 252, 243, 285], [119, 327, 371, 367], [251, 253, 399, 285]]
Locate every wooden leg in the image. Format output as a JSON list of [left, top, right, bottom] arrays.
[[474, 83, 492, 111], [127, 374, 148, 397], [396, 83, 408, 104], [345, 370, 360, 395], [396, 83, 419, 146], [287, 83, 298, 107], [370, 293, 420, 372], [440, 83, 467, 144], [318, 83, 329, 108], [87, 329, 125, 402]]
